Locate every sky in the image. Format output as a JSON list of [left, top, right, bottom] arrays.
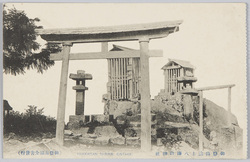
[[3, 3, 247, 151]]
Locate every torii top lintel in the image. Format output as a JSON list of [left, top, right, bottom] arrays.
[[36, 20, 183, 43]]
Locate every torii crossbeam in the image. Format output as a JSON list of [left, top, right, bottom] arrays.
[[36, 20, 183, 151]]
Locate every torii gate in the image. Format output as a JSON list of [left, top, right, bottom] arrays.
[[196, 84, 235, 151], [37, 21, 183, 151]]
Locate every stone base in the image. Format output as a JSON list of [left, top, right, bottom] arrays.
[[94, 125, 120, 137], [68, 114, 114, 129], [91, 114, 114, 123], [95, 137, 110, 145], [125, 137, 140, 146], [69, 115, 90, 123], [110, 136, 125, 145]]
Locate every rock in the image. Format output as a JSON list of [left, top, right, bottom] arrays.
[[42, 132, 54, 139], [109, 101, 134, 118], [78, 137, 95, 145], [102, 93, 110, 101], [110, 136, 125, 145], [157, 138, 163, 146], [116, 119, 125, 125], [94, 137, 110, 145], [67, 134, 82, 140], [86, 134, 98, 139], [174, 124, 210, 151], [129, 122, 141, 127], [154, 95, 162, 103], [94, 126, 119, 137], [124, 128, 137, 137], [74, 133, 82, 137], [201, 99, 239, 130], [71, 127, 89, 136], [178, 141, 197, 152], [126, 137, 140, 146], [68, 115, 90, 129], [151, 100, 183, 117], [91, 115, 110, 123], [127, 115, 141, 122], [33, 137, 42, 142], [7, 132, 16, 140], [156, 112, 186, 128], [19, 136, 29, 143], [67, 122, 80, 130], [4, 139, 25, 153], [108, 101, 118, 115], [6, 139, 20, 145], [152, 127, 157, 136], [218, 125, 243, 152], [131, 102, 140, 115], [64, 138, 79, 146], [64, 130, 73, 136]]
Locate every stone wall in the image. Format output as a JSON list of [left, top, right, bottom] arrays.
[[65, 92, 242, 152]]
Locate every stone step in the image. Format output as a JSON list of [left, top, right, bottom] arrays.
[[129, 121, 157, 127], [164, 121, 191, 128], [116, 113, 156, 125], [116, 119, 157, 126]]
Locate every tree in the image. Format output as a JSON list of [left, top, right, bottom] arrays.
[[3, 6, 61, 75]]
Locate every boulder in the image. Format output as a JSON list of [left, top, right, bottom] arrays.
[[110, 136, 125, 145], [109, 101, 134, 118], [126, 137, 140, 146], [86, 134, 98, 139], [70, 127, 89, 136], [91, 115, 110, 123], [95, 137, 110, 145], [124, 128, 137, 137], [218, 125, 243, 152], [67, 115, 90, 129], [178, 127, 199, 150], [203, 99, 239, 131], [64, 130, 73, 136], [94, 125, 119, 137]]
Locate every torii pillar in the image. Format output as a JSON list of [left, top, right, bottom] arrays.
[[139, 37, 151, 152], [55, 42, 72, 146]]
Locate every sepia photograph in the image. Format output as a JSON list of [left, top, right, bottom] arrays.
[[2, 3, 247, 159]]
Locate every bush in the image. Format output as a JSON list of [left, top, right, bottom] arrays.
[[4, 105, 56, 137]]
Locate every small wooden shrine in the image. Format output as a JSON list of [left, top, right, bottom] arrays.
[[161, 59, 196, 94], [107, 45, 140, 101]]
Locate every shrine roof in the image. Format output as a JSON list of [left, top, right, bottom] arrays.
[[36, 20, 183, 43], [110, 44, 137, 51], [162, 59, 195, 70]]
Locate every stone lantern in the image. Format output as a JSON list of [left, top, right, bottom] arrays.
[[69, 70, 92, 115]]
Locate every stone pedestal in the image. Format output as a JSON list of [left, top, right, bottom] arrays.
[[178, 76, 198, 121]]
